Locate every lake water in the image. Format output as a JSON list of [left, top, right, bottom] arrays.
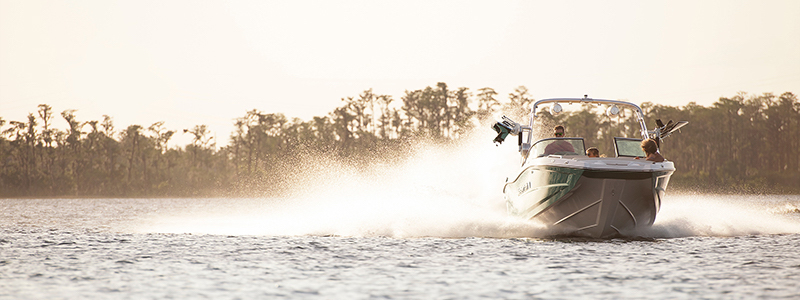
[[2, 194, 799, 299], [3, 138, 800, 298]]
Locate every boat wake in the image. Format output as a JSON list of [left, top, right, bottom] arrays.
[[632, 194, 800, 238]]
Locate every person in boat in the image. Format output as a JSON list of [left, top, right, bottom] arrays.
[[639, 138, 665, 162], [544, 125, 575, 155], [586, 147, 599, 157]]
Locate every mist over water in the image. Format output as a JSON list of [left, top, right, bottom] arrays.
[[140, 129, 800, 239]]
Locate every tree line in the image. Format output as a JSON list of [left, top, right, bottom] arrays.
[[1, 83, 798, 197]]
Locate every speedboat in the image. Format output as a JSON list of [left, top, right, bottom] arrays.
[[492, 96, 687, 238]]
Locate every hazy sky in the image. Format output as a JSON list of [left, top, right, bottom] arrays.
[[2, 0, 799, 146]]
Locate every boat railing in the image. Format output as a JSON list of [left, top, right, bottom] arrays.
[[527, 96, 649, 144]]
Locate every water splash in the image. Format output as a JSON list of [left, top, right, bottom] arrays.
[[635, 194, 800, 238], [141, 129, 800, 239], [143, 130, 551, 238]]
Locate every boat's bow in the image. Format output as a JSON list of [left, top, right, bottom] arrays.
[[504, 156, 674, 238]]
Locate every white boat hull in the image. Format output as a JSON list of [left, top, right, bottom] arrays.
[[504, 157, 674, 238]]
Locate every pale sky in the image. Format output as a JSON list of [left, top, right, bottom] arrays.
[[2, 0, 799, 146]]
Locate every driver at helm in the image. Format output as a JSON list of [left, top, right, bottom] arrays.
[[544, 125, 574, 155]]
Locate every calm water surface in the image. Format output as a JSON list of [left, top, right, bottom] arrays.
[[2, 195, 800, 299]]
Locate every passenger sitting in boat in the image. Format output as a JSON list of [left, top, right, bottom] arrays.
[[544, 125, 575, 155], [640, 138, 665, 162], [586, 147, 599, 157]]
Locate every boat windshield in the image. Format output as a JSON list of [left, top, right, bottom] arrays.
[[531, 138, 585, 157], [614, 137, 646, 157]]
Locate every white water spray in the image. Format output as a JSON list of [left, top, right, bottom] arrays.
[[142, 129, 551, 237], [637, 194, 800, 238], [141, 128, 800, 239]]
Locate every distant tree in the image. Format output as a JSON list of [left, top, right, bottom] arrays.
[[121, 124, 142, 189], [450, 87, 474, 138], [503, 86, 534, 121], [37, 104, 54, 148], [476, 87, 500, 121], [377, 95, 394, 139]]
